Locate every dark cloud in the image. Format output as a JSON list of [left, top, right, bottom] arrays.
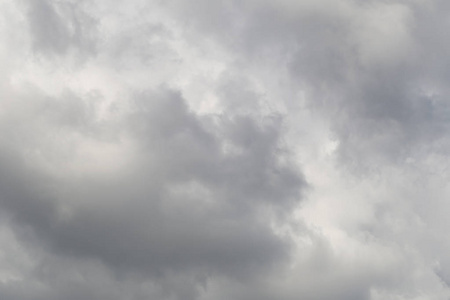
[[0, 81, 303, 298]]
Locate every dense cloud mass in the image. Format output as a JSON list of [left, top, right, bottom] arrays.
[[1, 0, 450, 299]]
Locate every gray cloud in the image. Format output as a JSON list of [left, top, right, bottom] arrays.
[[0, 81, 303, 299], [2, 0, 450, 299], [26, 0, 97, 58]]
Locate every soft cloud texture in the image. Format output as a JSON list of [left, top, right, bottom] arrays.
[[1, 0, 450, 299]]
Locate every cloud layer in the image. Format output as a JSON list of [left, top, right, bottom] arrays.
[[1, 0, 450, 299]]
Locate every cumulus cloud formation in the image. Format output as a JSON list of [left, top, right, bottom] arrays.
[[1, 0, 450, 299]]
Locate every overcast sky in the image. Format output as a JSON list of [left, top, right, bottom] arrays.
[[1, 0, 450, 299]]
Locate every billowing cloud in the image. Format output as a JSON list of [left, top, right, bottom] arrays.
[[1, 0, 450, 299]]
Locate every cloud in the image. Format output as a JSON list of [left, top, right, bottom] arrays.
[[26, 0, 97, 57], [2, 0, 450, 299]]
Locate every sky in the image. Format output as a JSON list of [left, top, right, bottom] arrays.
[[1, 0, 450, 299]]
